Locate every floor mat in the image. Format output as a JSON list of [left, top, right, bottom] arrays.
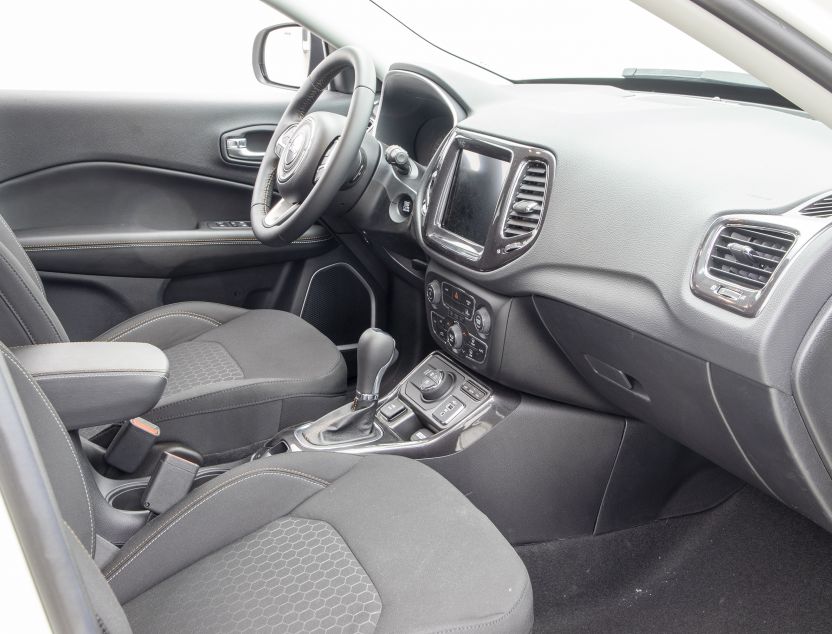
[[517, 486, 832, 633]]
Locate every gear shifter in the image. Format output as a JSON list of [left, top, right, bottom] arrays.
[[303, 328, 397, 445]]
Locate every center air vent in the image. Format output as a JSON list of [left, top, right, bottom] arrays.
[[798, 193, 832, 218], [707, 225, 795, 290], [503, 160, 548, 238]]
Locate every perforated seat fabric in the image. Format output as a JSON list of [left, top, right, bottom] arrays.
[[110, 452, 534, 634], [0, 216, 348, 459], [2, 344, 534, 634], [94, 302, 348, 459]]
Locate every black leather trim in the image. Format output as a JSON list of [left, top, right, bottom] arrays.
[[13, 342, 169, 429]]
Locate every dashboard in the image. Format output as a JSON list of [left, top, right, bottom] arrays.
[[349, 64, 832, 533]]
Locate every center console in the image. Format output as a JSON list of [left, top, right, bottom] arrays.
[[265, 351, 517, 458]]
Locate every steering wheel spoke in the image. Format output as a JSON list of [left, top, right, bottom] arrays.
[[263, 197, 299, 228], [251, 46, 376, 246]]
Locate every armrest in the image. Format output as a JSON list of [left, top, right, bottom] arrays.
[[13, 342, 169, 430]]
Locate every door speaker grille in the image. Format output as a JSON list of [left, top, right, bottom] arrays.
[[301, 264, 373, 346]]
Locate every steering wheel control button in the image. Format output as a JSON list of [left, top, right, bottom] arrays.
[[379, 399, 407, 421], [473, 307, 491, 335], [432, 396, 465, 428], [427, 280, 441, 306]]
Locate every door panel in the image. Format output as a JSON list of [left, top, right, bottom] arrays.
[[0, 90, 350, 183], [1, 161, 334, 277], [0, 90, 382, 352]]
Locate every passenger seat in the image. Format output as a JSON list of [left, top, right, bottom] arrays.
[[0, 344, 533, 633]]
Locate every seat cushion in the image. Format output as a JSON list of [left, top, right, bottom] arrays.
[[105, 452, 533, 634], [96, 302, 348, 458]]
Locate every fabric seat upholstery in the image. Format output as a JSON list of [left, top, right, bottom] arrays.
[[0, 218, 348, 458], [2, 343, 534, 634], [94, 301, 347, 458]]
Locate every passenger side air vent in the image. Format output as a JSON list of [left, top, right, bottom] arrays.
[[503, 160, 548, 238], [707, 225, 795, 290], [798, 194, 832, 218]]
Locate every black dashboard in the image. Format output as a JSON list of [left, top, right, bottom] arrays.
[[348, 64, 832, 533]]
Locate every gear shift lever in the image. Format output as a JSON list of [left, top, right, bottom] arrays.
[[303, 328, 397, 445], [353, 328, 398, 410]]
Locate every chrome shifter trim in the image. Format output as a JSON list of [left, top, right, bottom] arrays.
[[352, 391, 379, 410]]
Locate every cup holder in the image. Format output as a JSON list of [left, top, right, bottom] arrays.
[[108, 470, 224, 512]]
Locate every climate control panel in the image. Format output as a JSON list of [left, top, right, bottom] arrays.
[[426, 278, 491, 365]]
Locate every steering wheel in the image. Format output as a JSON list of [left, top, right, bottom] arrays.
[[251, 46, 376, 245]]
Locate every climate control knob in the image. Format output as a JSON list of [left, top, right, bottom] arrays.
[[474, 306, 491, 335], [426, 280, 441, 307], [447, 323, 463, 351]]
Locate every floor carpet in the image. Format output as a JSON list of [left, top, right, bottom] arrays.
[[517, 486, 832, 633]]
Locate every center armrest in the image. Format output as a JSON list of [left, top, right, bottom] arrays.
[[13, 342, 169, 430]]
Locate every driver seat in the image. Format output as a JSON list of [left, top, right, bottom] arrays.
[[0, 217, 347, 460]]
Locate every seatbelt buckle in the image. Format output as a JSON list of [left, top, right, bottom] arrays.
[[141, 451, 199, 515], [103, 417, 160, 474]]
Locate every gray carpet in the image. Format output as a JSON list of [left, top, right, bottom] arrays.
[[518, 486, 832, 633]]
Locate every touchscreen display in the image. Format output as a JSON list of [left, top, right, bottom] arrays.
[[442, 149, 510, 246]]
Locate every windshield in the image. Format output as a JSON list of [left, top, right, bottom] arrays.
[[372, 0, 755, 84]]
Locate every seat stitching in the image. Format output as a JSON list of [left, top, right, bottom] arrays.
[[0, 215, 45, 293], [148, 356, 345, 416], [0, 250, 63, 341], [0, 286, 36, 344], [431, 578, 532, 634], [149, 390, 345, 424], [35, 372, 168, 381], [0, 350, 95, 554], [101, 312, 223, 342], [104, 469, 329, 582], [32, 369, 168, 377]]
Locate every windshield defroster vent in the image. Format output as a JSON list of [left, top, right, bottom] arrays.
[[798, 194, 832, 218], [503, 160, 548, 238]]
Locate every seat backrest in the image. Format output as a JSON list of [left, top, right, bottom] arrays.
[[0, 342, 131, 632], [0, 216, 68, 345]]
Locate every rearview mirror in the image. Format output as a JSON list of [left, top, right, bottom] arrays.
[[252, 23, 312, 89]]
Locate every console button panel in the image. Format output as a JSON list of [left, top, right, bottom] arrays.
[[396, 354, 492, 434], [428, 278, 491, 365]]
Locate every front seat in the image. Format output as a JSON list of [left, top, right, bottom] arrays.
[[1, 345, 534, 633], [0, 218, 347, 459]]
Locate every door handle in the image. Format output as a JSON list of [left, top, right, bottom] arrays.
[[220, 125, 276, 166], [225, 137, 265, 162]]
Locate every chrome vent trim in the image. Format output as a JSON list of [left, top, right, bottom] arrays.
[[707, 225, 795, 290], [503, 160, 548, 238], [691, 217, 806, 317]]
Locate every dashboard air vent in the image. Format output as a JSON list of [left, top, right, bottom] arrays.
[[503, 160, 548, 238], [798, 194, 832, 218], [707, 225, 795, 290]]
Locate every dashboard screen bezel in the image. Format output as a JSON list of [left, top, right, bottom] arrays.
[[422, 129, 555, 270]]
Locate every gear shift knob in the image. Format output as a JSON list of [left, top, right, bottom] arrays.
[[354, 328, 397, 409]]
